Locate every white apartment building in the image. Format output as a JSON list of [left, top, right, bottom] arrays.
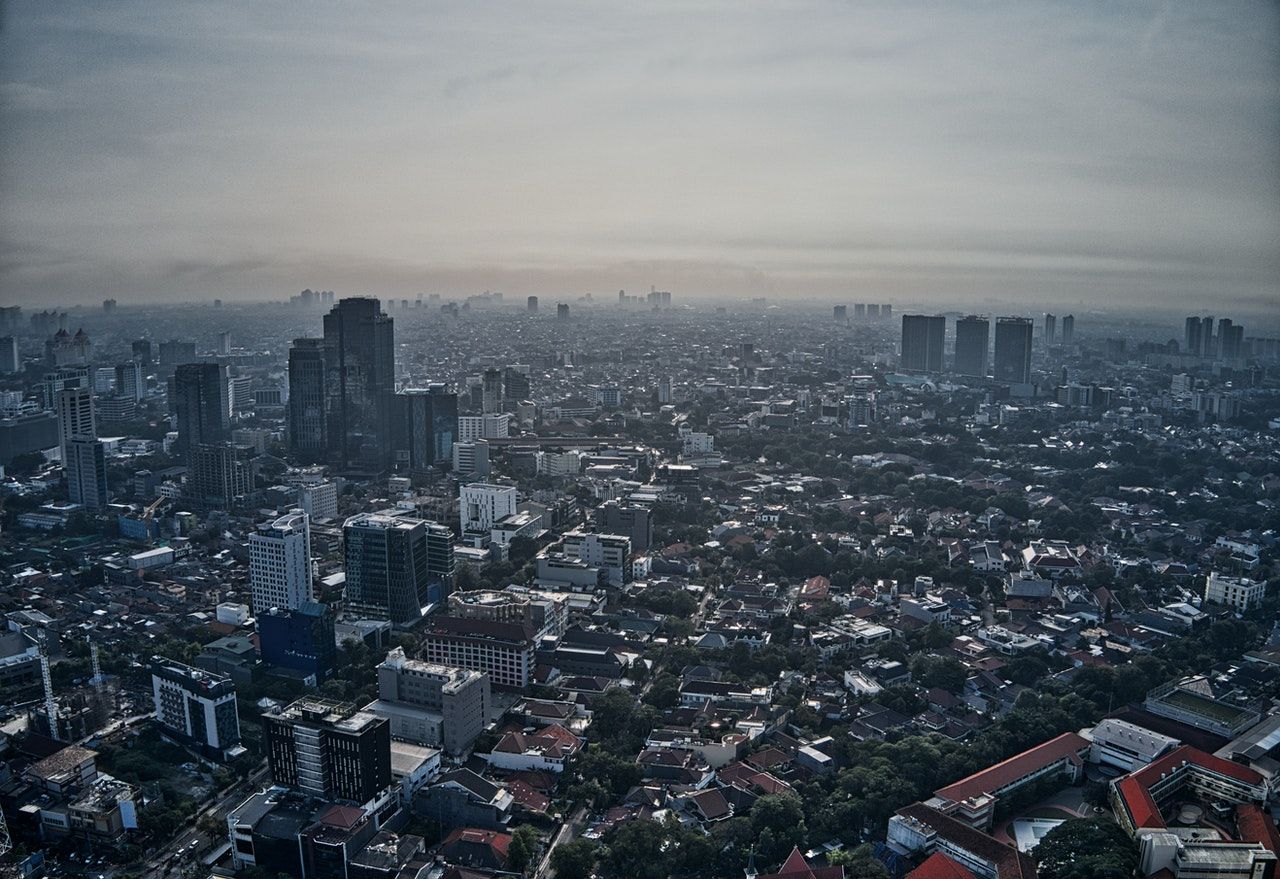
[[1203, 571, 1265, 612], [248, 509, 313, 612], [56, 386, 95, 462], [298, 481, 338, 520], [460, 483, 517, 535]]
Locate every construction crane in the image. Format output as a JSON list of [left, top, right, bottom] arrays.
[[38, 631, 56, 739], [90, 640, 104, 693]]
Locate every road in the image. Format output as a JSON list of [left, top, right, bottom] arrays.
[[535, 806, 588, 879]]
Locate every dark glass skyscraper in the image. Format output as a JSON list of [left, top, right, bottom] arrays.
[[953, 316, 990, 378], [173, 362, 229, 456], [900, 314, 945, 373], [993, 317, 1034, 384], [322, 297, 395, 471], [287, 338, 328, 462], [394, 383, 457, 471], [343, 513, 453, 624]]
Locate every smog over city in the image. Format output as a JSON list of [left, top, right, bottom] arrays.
[[0, 4, 1278, 879]]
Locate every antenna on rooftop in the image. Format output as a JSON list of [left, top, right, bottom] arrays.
[[90, 640, 104, 693], [38, 630, 57, 739]]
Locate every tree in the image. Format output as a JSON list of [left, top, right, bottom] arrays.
[[551, 839, 598, 879], [1033, 818, 1137, 879], [507, 825, 542, 874], [827, 846, 891, 879]]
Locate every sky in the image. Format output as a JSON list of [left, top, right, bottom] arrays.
[[1, 1, 1277, 312]]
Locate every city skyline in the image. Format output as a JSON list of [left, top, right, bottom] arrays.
[[2, 2, 1277, 310]]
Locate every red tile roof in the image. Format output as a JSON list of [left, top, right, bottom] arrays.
[[1236, 804, 1280, 855], [897, 804, 1037, 879], [760, 847, 844, 879], [1114, 776, 1162, 829], [934, 733, 1088, 804], [907, 853, 978, 879], [1130, 745, 1264, 789]]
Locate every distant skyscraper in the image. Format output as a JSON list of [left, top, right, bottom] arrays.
[[1222, 323, 1244, 360], [527, 296, 538, 313], [322, 297, 395, 470], [173, 362, 230, 456], [188, 442, 253, 506], [900, 315, 945, 373], [1060, 314, 1074, 345], [56, 386, 95, 463], [394, 384, 457, 471], [833, 305, 847, 322], [0, 337, 18, 373], [115, 361, 144, 402], [343, 513, 453, 623], [503, 367, 530, 403], [993, 317, 1034, 384], [287, 338, 328, 462], [131, 338, 152, 365], [1201, 316, 1215, 356], [557, 303, 569, 320], [1185, 317, 1203, 357], [66, 437, 107, 508], [1044, 313, 1056, 344], [250, 510, 313, 613], [881, 304, 891, 321], [481, 368, 503, 414], [867, 304, 880, 320], [953, 316, 990, 377], [1216, 319, 1238, 360], [854, 303, 866, 320]]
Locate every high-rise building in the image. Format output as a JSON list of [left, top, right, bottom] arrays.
[[953, 316, 990, 378], [460, 483, 517, 535], [264, 698, 391, 805], [131, 339, 152, 365], [298, 481, 338, 520], [56, 386, 95, 463], [0, 337, 18, 374], [365, 647, 490, 756], [66, 437, 107, 508], [216, 331, 232, 356], [258, 602, 337, 683], [481, 368, 503, 414], [452, 440, 490, 478], [1221, 322, 1244, 360], [393, 384, 456, 471], [114, 361, 145, 402], [420, 616, 537, 690], [188, 443, 253, 506], [150, 658, 242, 761], [833, 305, 847, 322], [993, 317, 1034, 384], [1185, 317, 1203, 357], [1201, 316, 1215, 356], [158, 339, 197, 366], [900, 315, 945, 373], [556, 303, 569, 320], [457, 413, 509, 442], [343, 513, 454, 624], [595, 500, 653, 551], [287, 338, 328, 463], [881, 304, 892, 321], [526, 296, 538, 313], [322, 298, 395, 470], [250, 510, 313, 613], [502, 367, 530, 403], [1044, 313, 1056, 344], [173, 362, 230, 456], [1061, 314, 1074, 345]]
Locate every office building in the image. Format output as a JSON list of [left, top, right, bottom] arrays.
[[114, 361, 145, 402], [287, 338, 328, 462], [322, 297, 395, 470], [250, 510, 313, 612], [131, 338, 152, 365], [481, 368, 503, 414], [1060, 314, 1074, 345], [460, 483, 517, 535], [452, 440, 490, 478], [561, 530, 632, 586], [1044, 313, 1056, 344], [1220, 322, 1244, 360], [0, 337, 18, 373], [364, 647, 490, 756], [173, 362, 230, 455], [527, 296, 538, 313], [457, 413, 509, 442], [264, 698, 391, 806], [556, 303, 569, 320], [66, 437, 108, 509], [298, 481, 338, 520], [150, 658, 242, 761], [56, 386, 96, 463], [0, 411, 58, 463], [502, 367, 530, 403], [258, 602, 337, 683], [420, 616, 537, 690], [993, 317, 1033, 384], [188, 442, 253, 507], [343, 513, 453, 625], [595, 499, 653, 551], [394, 384, 456, 470], [953, 316, 990, 378], [833, 305, 847, 322], [158, 339, 197, 366], [900, 315, 945, 373]]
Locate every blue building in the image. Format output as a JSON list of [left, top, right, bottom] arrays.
[[258, 602, 337, 683]]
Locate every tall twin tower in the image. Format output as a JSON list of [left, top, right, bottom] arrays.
[[287, 297, 396, 472]]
